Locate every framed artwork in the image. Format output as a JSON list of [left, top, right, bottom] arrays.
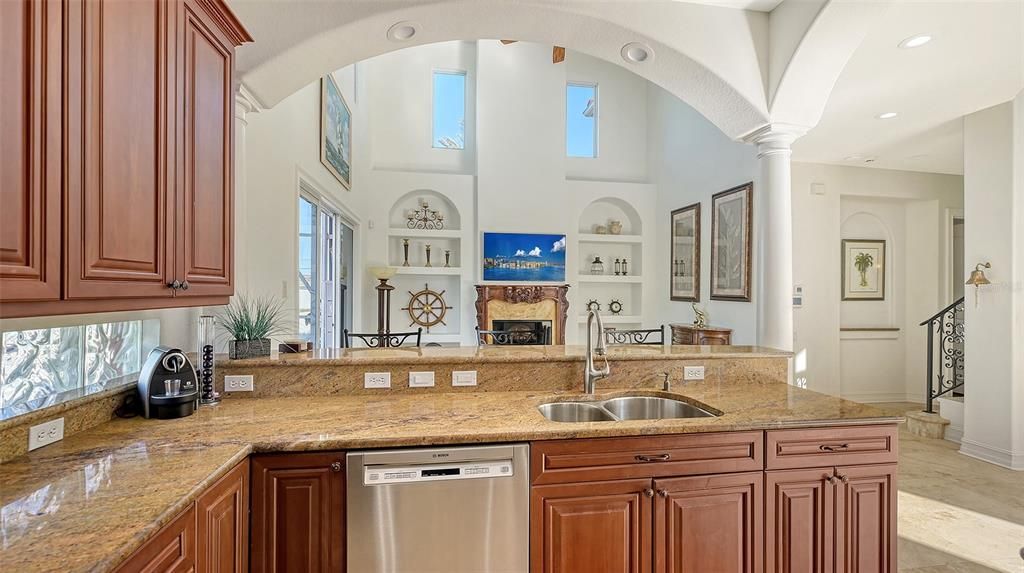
[[320, 74, 352, 189], [710, 182, 752, 301], [482, 232, 566, 282], [842, 239, 886, 301], [670, 203, 701, 301]]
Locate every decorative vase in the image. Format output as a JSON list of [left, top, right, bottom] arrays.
[[594, 224, 608, 234], [590, 256, 605, 275], [228, 338, 272, 359], [608, 220, 623, 235]]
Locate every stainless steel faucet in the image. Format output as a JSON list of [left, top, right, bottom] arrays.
[[584, 309, 610, 394]]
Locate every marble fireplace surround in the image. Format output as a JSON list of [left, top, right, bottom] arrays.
[[474, 284, 570, 344]]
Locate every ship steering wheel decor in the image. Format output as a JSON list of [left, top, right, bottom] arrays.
[[402, 283, 453, 332]]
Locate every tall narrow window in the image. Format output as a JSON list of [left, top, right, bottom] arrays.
[[298, 197, 318, 343], [432, 71, 466, 149], [566, 83, 597, 158]]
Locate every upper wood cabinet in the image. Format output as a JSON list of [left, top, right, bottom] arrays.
[[0, 0, 63, 303], [0, 0, 251, 319]]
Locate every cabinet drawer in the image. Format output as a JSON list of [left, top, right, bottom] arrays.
[[114, 504, 196, 572], [765, 425, 898, 470], [531, 431, 763, 485]]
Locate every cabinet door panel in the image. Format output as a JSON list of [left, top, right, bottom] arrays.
[[114, 505, 197, 573], [65, 0, 174, 299], [654, 472, 762, 573], [0, 0, 61, 304], [765, 468, 837, 573], [530, 479, 652, 573], [197, 459, 248, 573], [838, 464, 896, 573], [178, 0, 233, 296], [250, 453, 345, 573]]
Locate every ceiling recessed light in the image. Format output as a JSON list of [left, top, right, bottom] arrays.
[[898, 34, 932, 49], [621, 42, 653, 64], [877, 112, 899, 120], [387, 21, 419, 42]]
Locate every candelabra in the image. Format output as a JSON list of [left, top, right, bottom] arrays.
[[406, 201, 445, 230]]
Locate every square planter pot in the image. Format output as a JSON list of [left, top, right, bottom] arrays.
[[228, 338, 272, 359]]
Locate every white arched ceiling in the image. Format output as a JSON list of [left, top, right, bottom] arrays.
[[229, 0, 771, 139], [227, 0, 888, 141], [768, 0, 893, 128]]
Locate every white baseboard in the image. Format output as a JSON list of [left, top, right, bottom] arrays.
[[944, 426, 963, 444], [959, 438, 1024, 470]]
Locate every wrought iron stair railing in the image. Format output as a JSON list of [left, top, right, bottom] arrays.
[[919, 297, 965, 413]]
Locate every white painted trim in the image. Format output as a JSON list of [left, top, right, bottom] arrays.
[[839, 391, 919, 404], [942, 207, 965, 305], [838, 329, 901, 340], [944, 426, 963, 444], [959, 437, 1024, 470]]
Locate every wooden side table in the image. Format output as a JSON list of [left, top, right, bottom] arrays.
[[670, 324, 733, 345]]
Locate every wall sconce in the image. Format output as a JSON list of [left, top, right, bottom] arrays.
[[965, 262, 991, 307]]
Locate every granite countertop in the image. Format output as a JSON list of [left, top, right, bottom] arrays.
[[0, 378, 898, 573], [219, 343, 791, 366]]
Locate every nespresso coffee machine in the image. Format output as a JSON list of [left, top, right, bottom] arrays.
[[138, 346, 199, 419]]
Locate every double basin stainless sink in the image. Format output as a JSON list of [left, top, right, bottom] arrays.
[[538, 395, 718, 422]]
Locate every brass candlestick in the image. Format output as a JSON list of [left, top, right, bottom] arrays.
[[425, 244, 432, 267], [444, 250, 451, 267], [402, 238, 410, 267]]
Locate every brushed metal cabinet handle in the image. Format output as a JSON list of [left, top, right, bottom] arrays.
[[636, 454, 671, 462], [819, 444, 850, 452]]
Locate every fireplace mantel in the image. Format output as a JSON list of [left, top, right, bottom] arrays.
[[474, 284, 570, 344]]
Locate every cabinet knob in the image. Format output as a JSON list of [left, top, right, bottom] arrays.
[[635, 454, 671, 463], [836, 473, 849, 483], [330, 461, 342, 473], [180, 280, 190, 291], [825, 474, 838, 485], [657, 489, 668, 498], [168, 280, 182, 290], [643, 488, 654, 498]]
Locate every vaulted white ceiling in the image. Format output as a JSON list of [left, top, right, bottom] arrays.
[[792, 1, 1024, 175]]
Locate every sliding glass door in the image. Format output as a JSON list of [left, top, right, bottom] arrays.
[[298, 196, 353, 349]]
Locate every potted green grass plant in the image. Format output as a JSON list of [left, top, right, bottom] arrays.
[[219, 294, 288, 359]]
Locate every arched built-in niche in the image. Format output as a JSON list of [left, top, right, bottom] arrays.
[[388, 189, 462, 231], [575, 197, 646, 326]]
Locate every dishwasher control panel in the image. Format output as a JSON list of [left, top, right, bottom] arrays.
[[364, 459, 513, 485]]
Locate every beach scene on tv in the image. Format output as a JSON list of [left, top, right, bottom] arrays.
[[482, 232, 567, 282]]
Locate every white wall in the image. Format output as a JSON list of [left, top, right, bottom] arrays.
[[647, 84, 761, 344], [791, 163, 963, 401], [961, 98, 1024, 469]]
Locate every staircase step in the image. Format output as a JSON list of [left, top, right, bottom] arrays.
[[905, 410, 950, 440]]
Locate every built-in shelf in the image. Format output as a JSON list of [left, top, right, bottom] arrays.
[[577, 275, 644, 284], [578, 233, 643, 244], [394, 267, 462, 276], [576, 314, 642, 324], [387, 228, 462, 239]]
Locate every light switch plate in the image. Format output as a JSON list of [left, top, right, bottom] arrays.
[[29, 417, 64, 451], [452, 370, 478, 387], [683, 366, 705, 381], [224, 375, 254, 392], [364, 372, 391, 389], [409, 371, 435, 388]]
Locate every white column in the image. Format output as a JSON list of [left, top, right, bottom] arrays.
[[745, 125, 805, 352], [233, 84, 261, 295]]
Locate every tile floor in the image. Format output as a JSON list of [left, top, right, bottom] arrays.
[[873, 403, 1024, 572]]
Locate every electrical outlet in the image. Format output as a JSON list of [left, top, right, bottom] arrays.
[[29, 417, 64, 451], [409, 371, 435, 388], [224, 375, 254, 392], [452, 370, 478, 387], [364, 372, 391, 389], [683, 366, 705, 381]]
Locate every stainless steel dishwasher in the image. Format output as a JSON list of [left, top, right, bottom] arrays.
[[346, 443, 529, 572]]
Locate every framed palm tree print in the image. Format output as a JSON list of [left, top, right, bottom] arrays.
[[710, 182, 752, 301], [842, 239, 886, 300]]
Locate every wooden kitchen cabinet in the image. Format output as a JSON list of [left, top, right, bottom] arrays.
[[653, 472, 762, 573], [250, 452, 346, 573], [0, 0, 250, 318], [114, 504, 197, 573], [531, 479, 653, 573], [196, 458, 249, 573], [0, 0, 63, 303], [765, 464, 896, 573]]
